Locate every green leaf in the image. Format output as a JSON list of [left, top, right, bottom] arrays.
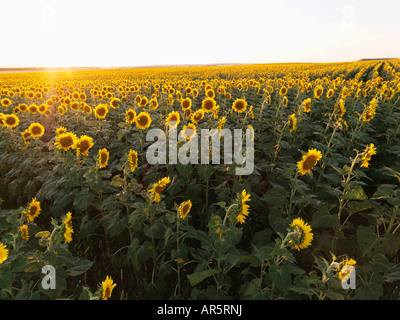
[[187, 269, 220, 286], [268, 265, 291, 294], [312, 204, 339, 228], [342, 185, 368, 200], [110, 174, 125, 187], [0, 265, 12, 289], [176, 163, 192, 178], [356, 225, 379, 256], [69, 258, 93, 276]]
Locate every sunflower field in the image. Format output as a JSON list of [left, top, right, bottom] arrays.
[[1, 59, 400, 300]]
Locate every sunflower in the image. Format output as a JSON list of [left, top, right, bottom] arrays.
[[337, 99, 346, 118], [178, 199, 192, 220], [191, 109, 204, 124], [102, 276, 117, 300], [205, 89, 215, 99], [56, 126, 67, 136], [148, 176, 171, 202], [21, 129, 32, 146], [63, 212, 73, 243], [128, 149, 138, 172], [3, 114, 19, 128], [125, 108, 136, 124], [337, 257, 356, 281], [0, 242, 8, 265], [135, 112, 151, 130], [237, 190, 251, 224], [110, 98, 120, 109], [18, 104, 28, 112], [232, 98, 247, 113], [314, 85, 324, 99], [297, 149, 322, 175], [20, 225, 29, 241], [139, 96, 148, 107], [28, 104, 38, 114], [55, 132, 78, 151], [181, 123, 197, 140], [288, 217, 313, 251], [218, 116, 226, 132], [166, 111, 180, 129], [327, 88, 334, 98], [98, 148, 109, 169], [362, 98, 378, 122], [279, 86, 288, 96], [94, 104, 109, 119], [201, 97, 217, 113], [360, 143, 377, 168], [149, 98, 158, 110], [75, 135, 94, 156], [181, 97, 192, 111], [24, 197, 41, 223], [28, 122, 45, 138], [289, 113, 297, 132], [1, 98, 12, 107]]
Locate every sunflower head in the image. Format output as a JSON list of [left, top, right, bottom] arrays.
[[297, 149, 323, 176], [232, 98, 247, 113], [181, 123, 197, 140], [75, 135, 94, 156], [3, 114, 19, 128], [55, 132, 78, 151], [237, 190, 251, 224], [128, 149, 138, 172], [135, 112, 152, 130], [94, 104, 109, 119], [287, 218, 313, 251], [178, 200, 192, 220], [28, 122, 45, 138], [102, 276, 117, 300], [24, 197, 41, 223], [98, 148, 110, 169], [166, 111, 180, 129], [202, 97, 217, 113], [0, 242, 8, 265], [191, 109, 204, 124]]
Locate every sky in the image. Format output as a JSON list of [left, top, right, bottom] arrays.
[[0, 0, 399, 67]]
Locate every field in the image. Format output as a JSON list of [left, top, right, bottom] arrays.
[[1, 59, 400, 300]]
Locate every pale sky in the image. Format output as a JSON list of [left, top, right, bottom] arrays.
[[1, 0, 399, 67]]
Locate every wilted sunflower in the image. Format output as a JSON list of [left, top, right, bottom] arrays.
[[55, 132, 78, 151], [63, 212, 73, 243], [297, 149, 322, 175], [166, 111, 180, 129], [94, 104, 109, 119], [288, 217, 313, 251], [125, 108, 136, 124], [128, 149, 138, 172], [3, 114, 19, 128], [178, 199, 192, 220], [237, 190, 251, 224], [20, 225, 29, 241], [181, 97, 192, 111], [28, 122, 45, 138], [102, 276, 117, 300], [0, 242, 8, 265], [201, 97, 217, 113], [360, 143, 377, 168], [232, 98, 247, 113], [148, 176, 171, 202], [75, 135, 94, 156], [24, 197, 41, 223], [98, 148, 109, 169], [191, 109, 204, 124], [181, 123, 197, 140], [135, 112, 151, 129]]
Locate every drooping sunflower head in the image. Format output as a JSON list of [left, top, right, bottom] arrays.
[[202, 97, 217, 113], [360, 143, 377, 168], [289, 113, 297, 132], [63, 211, 74, 243], [0, 242, 8, 265], [75, 135, 94, 156], [102, 276, 117, 300], [28, 122, 45, 138], [297, 149, 322, 176], [237, 190, 251, 224], [232, 98, 247, 113], [24, 197, 41, 223], [98, 148, 110, 169], [287, 217, 313, 251], [55, 132, 78, 151], [148, 176, 171, 202], [128, 149, 138, 172], [135, 112, 152, 130], [179, 199, 192, 220]]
